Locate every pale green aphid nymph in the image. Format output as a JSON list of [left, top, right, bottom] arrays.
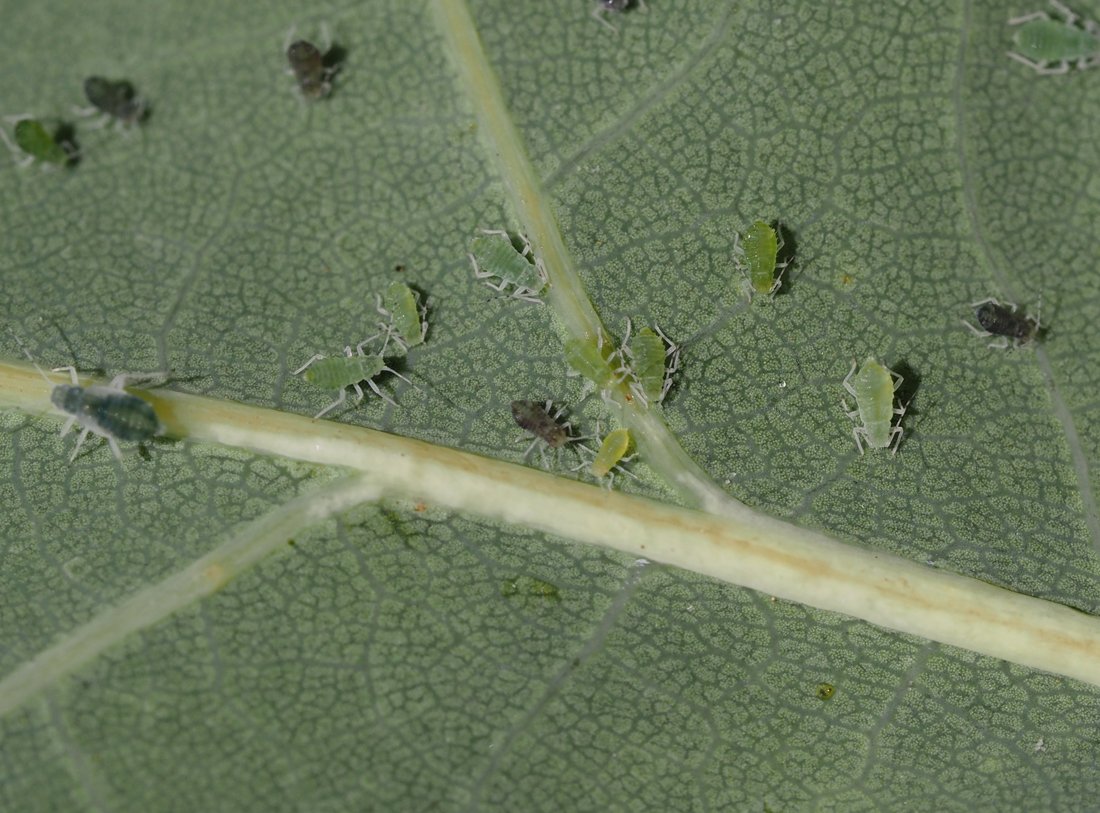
[[1007, 0, 1100, 74], [841, 357, 907, 455]]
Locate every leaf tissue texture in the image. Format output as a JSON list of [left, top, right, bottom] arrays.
[[2, 0, 1100, 811]]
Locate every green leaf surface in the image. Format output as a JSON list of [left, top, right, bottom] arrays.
[[2, 0, 1100, 810]]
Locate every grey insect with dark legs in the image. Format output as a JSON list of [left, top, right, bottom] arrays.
[[510, 399, 591, 462], [1008, 0, 1100, 74], [963, 297, 1041, 348], [13, 334, 164, 461], [76, 77, 146, 128], [284, 24, 338, 100]]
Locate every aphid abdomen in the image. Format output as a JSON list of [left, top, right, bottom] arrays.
[[385, 282, 425, 348], [975, 303, 1032, 340], [743, 220, 780, 295], [591, 428, 631, 478], [848, 358, 897, 449], [564, 338, 616, 389], [511, 400, 568, 448], [83, 77, 144, 124], [1014, 19, 1097, 61], [287, 40, 329, 99], [76, 387, 160, 442], [631, 328, 666, 401], [14, 119, 69, 165], [303, 355, 383, 390], [469, 232, 545, 295]]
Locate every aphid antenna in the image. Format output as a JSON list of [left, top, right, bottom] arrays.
[[8, 330, 55, 386]]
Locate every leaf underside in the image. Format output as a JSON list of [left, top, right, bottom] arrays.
[[2, 1, 1100, 811]]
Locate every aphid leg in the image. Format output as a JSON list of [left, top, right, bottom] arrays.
[[52, 365, 80, 385], [365, 377, 398, 407], [59, 415, 77, 437], [851, 427, 867, 456], [68, 428, 92, 462], [381, 365, 416, 391], [313, 388, 347, 419], [1006, 10, 1050, 25], [510, 286, 543, 304], [888, 425, 904, 457], [293, 354, 326, 375], [988, 336, 1011, 350], [1007, 51, 1071, 74], [106, 437, 124, 461], [888, 369, 904, 393], [841, 360, 859, 400], [841, 398, 860, 422], [318, 21, 333, 56], [0, 127, 31, 167], [961, 318, 991, 337], [350, 382, 366, 405], [1048, 0, 1079, 25], [592, 5, 619, 32]]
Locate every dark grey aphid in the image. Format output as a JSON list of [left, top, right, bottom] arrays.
[[964, 297, 1040, 348], [286, 40, 332, 99], [80, 77, 146, 127], [512, 400, 569, 449], [13, 335, 163, 461]]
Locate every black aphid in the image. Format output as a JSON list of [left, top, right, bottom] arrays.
[[965, 297, 1040, 348], [81, 77, 146, 126]]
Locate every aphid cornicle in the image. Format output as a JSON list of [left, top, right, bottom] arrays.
[[1008, 0, 1100, 74], [295, 338, 411, 418], [13, 336, 163, 461], [468, 229, 548, 303], [376, 281, 427, 351], [841, 357, 907, 455], [77, 77, 146, 127], [0, 118, 74, 168], [733, 220, 789, 300], [964, 297, 1040, 348]]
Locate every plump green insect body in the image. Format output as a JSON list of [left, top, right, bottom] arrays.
[[1008, 2, 1100, 73], [14, 119, 70, 165], [734, 220, 788, 299], [631, 328, 666, 400], [380, 282, 426, 350], [625, 324, 680, 404], [301, 354, 384, 390], [842, 357, 905, 454], [468, 230, 547, 302], [591, 428, 632, 478], [564, 336, 617, 389], [1015, 18, 1098, 59], [296, 342, 409, 418]]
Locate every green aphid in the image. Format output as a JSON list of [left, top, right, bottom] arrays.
[[468, 229, 547, 302], [378, 281, 426, 351], [590, 427, 633, 479], [841, 357, 907, 455], [501, 575, 561, 600], [1008, 1, 1100, 74], [2, 118, 73, 167], [626, 324, 679, 405], [295, 340, 410, 418], [816, 683, 835, 701], [734, 220, 788, 299], [564, 328, 628, 395]]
